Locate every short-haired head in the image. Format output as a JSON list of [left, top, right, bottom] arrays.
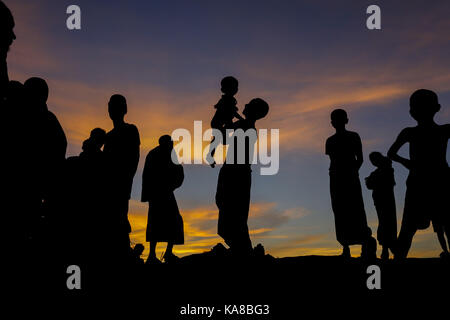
[[89, 127, 106, 148], [134, 243, 144, 255], [409, 89, 440, 122], [330, 108, 348, 129], [243, 98, 269, 121], [221, 76, 239, 96], [159, 134, 173, 150], [369, 151, 391, 168], [0, 1, 15, 53], [24, 77, 49, 104], [108, 94, 127, 121]]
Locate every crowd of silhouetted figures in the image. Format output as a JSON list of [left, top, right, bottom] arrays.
[[1, 1, 449, 271]]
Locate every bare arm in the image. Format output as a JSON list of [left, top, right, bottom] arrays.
[[387, 128, 411, 170]]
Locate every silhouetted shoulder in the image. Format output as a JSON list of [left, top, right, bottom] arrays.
[[442, 123, 450, 138], [326, 131, 361, 155]]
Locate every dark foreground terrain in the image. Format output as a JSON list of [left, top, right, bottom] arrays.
[[13, 250, 450, 317]]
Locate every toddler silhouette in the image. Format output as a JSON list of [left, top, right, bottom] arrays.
[[207, 76, 243, 168], [365, 152, 397, 260]]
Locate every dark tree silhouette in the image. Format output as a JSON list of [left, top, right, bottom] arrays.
[[325, 109, 376, 259], [216, 98, 269, 258], [388, 89, 450, 259], [142, 135, 184, 264], [365, 152, 397, 260]]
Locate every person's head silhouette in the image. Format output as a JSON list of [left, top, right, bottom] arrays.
[[242, 98, 269, 121], [409, 89, 440, 124], [133, 243, 144, 256], [90, 128, 106, 149], [159, 134, 174, 152], [221, 76, 238, 96], [24, 77, 49, 110], [0, 1, 15, 55], [369, 151, 391, 168], [108, 94, 127, 124], [330, 109, 348, 131]]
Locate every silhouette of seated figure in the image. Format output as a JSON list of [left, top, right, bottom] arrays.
[[388, 89, 450, 259], [103, 94, 140, 260], [0, 0, 15, 99], [216, 98, 269, 258], [365, 152, 397, 260], [207, 76, 244, 168], [141, 135, 184, 264], [325, 109, 376, 259]]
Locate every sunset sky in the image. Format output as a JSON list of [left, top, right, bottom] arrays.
[[7, 0, 450, 259]]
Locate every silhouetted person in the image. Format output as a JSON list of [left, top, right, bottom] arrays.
[[216, 98, 268, 258], [0, 1, 15, 100], [23, 77, 67, 252], [103, 94, 140, 260], [326, 109, 376, 259], [63, 128, 107, 263], [388, 89, 450, 259], [365, 152, 397, 260], [142, 135, 184, 264], [207, 76, 244, 168]]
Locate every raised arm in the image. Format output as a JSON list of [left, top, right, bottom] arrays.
[[387, 128, 411, 170]]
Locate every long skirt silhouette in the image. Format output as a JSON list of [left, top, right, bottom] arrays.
[[216, 165, 252, 252], [146, 192, 184, 245], [330, 171, 370, 246]]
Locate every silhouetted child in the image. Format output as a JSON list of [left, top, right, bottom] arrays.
[[207, 76, 244, 168], [365, 152, 397, 260], [388, 89, 450, 259], [325, 109, 376, 260], [142, 135, 184, 264]]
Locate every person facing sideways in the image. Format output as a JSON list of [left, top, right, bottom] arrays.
[[207, 76, 244, 168], [215, 98, 268, 259], [23, 77, 67, 241], [365, 152, 397, 260], [141, 135, 184, 264], [103, 94, 140, 260], [388, 89, 450, 259], [325, 109, 377, 260], [0, 0, 15, 100]]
